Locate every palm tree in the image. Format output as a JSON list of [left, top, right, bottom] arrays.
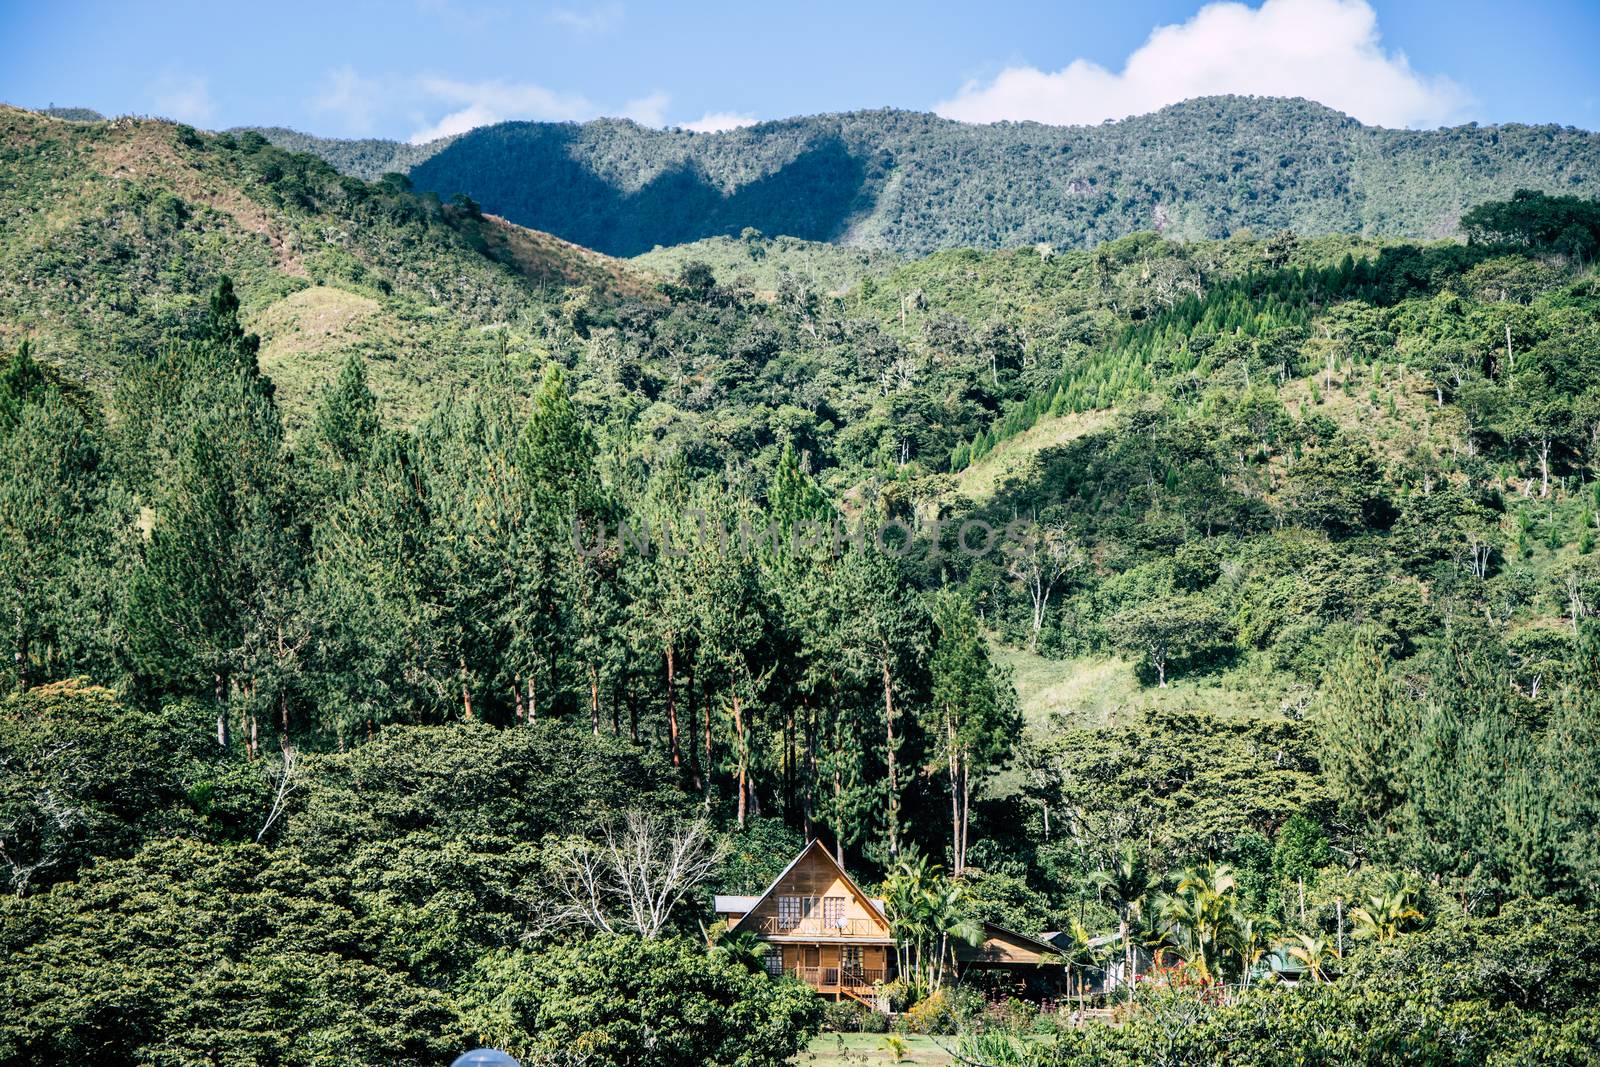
[[931, 881, 984, 990], [1283, 932, 1337, 983], [1135, 908, 1180, 973], [1051, 920, 1102, 1008], [1350, 873, 1424, 945], [706, 921, 768, 974], [1227, 912, 1277, 989], [1158, 863, 1239, 983], [883, 853, 934, 991], [1089, 844, 1154, 1001], [883, 850, 981, 996]]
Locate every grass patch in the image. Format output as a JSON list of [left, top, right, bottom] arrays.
[[987, 642, 1291, 798], [251, 286, 560, 431], [798, 1033, 954, 1066], [995, 643, 1285, 733], [950, 409, 1111, 503]]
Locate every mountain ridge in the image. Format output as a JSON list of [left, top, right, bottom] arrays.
[[248, 95, 1600, 257]]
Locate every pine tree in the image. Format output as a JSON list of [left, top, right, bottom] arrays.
[[308, 432, 450, 741], [0, 379, 124, 689], [121, 279, 300, 753]]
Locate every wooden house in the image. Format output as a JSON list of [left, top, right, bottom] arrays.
[[715, 839, 894, 1003], [715, 840, 1064, 1003]]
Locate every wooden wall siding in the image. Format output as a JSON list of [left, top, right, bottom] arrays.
[[780, 945, 887, 967], [957, 925, 1054, 965], [740, 848, 889, 938]]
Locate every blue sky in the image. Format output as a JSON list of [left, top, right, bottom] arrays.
[[3, 0, 1597, 140]]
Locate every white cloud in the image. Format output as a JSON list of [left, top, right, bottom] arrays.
[[621, 91, 670, 127], [682, 111, 759, 133], [406, 77, 671, 142], [935, 0, 1469, 130], [549, 2, 623, 33], [309, 67, 385, 135], [409, 105, 499, 143], [150, 72, 215, 125], [408, 76, 600, 141]]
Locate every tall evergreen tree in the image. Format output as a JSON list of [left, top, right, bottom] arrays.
[[121, 278, 300, 753], [0, 361, 124, 690]]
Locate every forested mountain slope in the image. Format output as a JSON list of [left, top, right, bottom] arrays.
[[246, 124, 450, 178], [4, 87, 1600, 1060], [0, 106, 651, 423], [256, 96, 1600, 256]]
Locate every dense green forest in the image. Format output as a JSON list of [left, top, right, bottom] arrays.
[[3, 106, 1600, 1066], [257, 96, 1600, 256]]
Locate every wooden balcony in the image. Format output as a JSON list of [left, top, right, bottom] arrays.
[[746, 915, 886, 938]]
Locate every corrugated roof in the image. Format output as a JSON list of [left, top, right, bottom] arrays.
[[713, 894, 760, 913]]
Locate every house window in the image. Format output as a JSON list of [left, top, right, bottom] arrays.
[[777, 895, 814, 929], [822, 896, 846, 929], [764, 949, 784, 977]]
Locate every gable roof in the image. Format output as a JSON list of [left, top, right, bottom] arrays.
[[728, 839, 888, 934], [982, 922, 1062, 955], [955, 921, 1064, 964]]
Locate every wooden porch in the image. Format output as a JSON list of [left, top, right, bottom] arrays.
[[773, 944, 890, 1002], [788, 964, 887, 998]]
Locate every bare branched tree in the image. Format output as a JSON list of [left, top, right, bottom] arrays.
[[1006, 512, 1085, 650], [255, 745, 300, 843], [549, 812, 727, 939]]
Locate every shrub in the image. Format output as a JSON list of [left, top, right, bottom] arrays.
[[977, 997, 1038, 1035], [822, 999, 868, 1032], [0, 839, 462, 1067], [878, 976, 915, 1013], [463, 934, 822, 1067], [1053, 902, 1600, 1067], [901, 987, 958, 1035]]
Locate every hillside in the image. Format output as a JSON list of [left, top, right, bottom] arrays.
[[0, 105, 651, 423], [5, 85, 1600, 1063], [631, 231, 901, 294], [256, 97, 1600, 257], [241, 124, 451, 179]]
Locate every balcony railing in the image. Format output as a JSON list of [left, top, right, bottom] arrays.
[[746, 915, 885, 938], [788, 965, 887, 990]]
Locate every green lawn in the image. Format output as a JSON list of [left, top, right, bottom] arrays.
[[798, 1033, 955, 1066]]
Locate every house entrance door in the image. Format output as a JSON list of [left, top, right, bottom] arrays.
[[841, 946, 865, 986]]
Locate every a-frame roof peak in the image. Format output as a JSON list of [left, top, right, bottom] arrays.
[[728, 839, 887, 934]]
